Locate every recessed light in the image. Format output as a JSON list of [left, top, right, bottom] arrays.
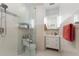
[[49, 3, 55, 5]]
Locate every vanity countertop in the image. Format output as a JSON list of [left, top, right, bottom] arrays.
[[44, 34, 60, 37]]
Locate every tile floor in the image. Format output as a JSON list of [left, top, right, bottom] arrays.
[[36, 49, 61, 56], [20, 48, 79, 56], [20, 49, 61, 56]]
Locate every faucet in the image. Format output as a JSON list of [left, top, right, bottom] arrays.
[[22, 34, 33, 43]]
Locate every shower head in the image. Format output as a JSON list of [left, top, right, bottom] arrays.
[[1, 3, 8, 9]]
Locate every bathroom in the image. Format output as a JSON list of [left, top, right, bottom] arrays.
[[0, 3, 79, 56]]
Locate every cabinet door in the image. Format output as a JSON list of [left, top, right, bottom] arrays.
[[50, 37, 59, 49], [55, 37, 59, 49], [46, 37, 59, 49], [46, 37, 52, 47]]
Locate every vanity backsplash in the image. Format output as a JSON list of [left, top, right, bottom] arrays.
[[45, 29, 59, 36]]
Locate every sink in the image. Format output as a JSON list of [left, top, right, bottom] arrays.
[[22, 39, 36, 48], [22, 38, 36, 55], [22, 39, 30, 47]]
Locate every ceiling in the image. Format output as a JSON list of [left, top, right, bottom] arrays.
[[24, 3, 60, 10], [44, 3, 60, 10]]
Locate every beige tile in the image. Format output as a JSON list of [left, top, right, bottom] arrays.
[[36, 49, 61, 56]]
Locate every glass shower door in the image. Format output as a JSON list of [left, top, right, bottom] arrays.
[[18, 6, 36, 56]]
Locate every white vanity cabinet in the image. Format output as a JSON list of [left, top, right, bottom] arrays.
[[45, 35, 60, 50]]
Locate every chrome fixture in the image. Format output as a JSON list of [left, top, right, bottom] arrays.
[[0, 3, 8, 37]]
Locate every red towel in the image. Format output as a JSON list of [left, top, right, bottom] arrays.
[[63, 24, 75, 42]]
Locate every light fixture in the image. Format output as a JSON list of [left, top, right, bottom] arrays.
[[49, 3, 55, 5]]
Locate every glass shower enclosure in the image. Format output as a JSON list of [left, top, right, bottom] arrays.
[[17, 5, 36, 56]]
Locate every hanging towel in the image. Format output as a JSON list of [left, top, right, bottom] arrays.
[[63, 24, 75, 42]]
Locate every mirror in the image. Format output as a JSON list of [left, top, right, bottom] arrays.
[[44, 5, 60, 30]]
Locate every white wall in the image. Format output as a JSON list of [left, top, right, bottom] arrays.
[[35, 5, 45, 51], [6, 3, 30, 23], [59, 3, 79, 55], [0, 3, 30, 55], [0, 3, 19, 55]]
